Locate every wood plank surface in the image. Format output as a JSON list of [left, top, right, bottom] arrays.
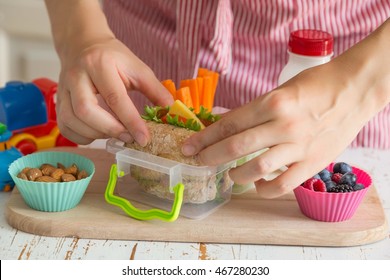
[[5, 147, 389, 247]]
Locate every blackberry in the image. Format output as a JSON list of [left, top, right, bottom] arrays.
[[329, 184, 354, 193], [333, 162, 353, 174]]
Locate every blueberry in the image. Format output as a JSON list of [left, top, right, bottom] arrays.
[[339, 172, 357, 187], [353, 183, 365, 191], [313, 174, 321, 180], [333, 162, 353, 174], [318, 169, 332, 182], [325, 180, 336, 192]]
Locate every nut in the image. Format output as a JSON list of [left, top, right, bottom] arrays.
[[64, 164, 78, 176], [50, 168, 65, 180], [41, 164, 56, 176], [19, 167, 31, 175], [57, 162, 66, 170], [26, 168, 43, 181], [17, 161, 88, 183], [77, 170, 88, 180], [36, 176, 58, 182], [61, 174, 76, 182], [17, 172, 28, 180]]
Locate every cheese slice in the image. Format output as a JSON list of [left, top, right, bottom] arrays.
[[168, 100, 205, 129]]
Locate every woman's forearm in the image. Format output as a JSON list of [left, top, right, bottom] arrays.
[[332, 18, 390, 116], [44, 0, 115, 60]]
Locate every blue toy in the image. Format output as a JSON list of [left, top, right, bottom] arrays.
[[0, 81, 47, 131], [0, 78, 76, 155], [0, 123, 22, 191]]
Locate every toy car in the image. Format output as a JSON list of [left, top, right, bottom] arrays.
[[0, 78, 76, 155]]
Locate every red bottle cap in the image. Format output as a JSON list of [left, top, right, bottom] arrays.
[[288, 29, 333, 56]]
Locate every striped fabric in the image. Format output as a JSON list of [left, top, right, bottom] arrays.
[[103, 0, 390, 149]]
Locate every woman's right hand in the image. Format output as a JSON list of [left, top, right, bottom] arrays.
[[56, 36, 173, 146], [45, 0, 173, 146]]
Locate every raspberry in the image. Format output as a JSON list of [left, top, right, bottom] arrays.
[[303, 178, 326, 192], [331, 173, 343, 184], [333, 162, 353, 174], [329, 184, 354, 193]]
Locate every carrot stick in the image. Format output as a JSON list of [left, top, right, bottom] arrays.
[[176, 87, 193, 109], [210, 71, 219, 96], [202, 76, 214, 112], [161, 79, 177, 99], [197, 68, 209, 78], [197, 68, 220, 111], [196, 77, 204, 110], [180, 79, 200, 113]]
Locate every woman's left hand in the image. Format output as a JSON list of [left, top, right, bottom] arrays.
[[182, 63, 385, 198]]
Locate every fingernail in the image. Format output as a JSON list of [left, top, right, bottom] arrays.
[[119, 132, 133, 143], [135, 132, 148, 147], [182, 144, 196, 156]]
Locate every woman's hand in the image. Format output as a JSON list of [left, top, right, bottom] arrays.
[[182, 17, 390, 198], [45, 0, 173, 146], [56, 37, 173, 145], [182, 66, 367, 198]]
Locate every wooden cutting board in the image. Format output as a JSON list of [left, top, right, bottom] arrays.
[[5, 147, 389, 247]]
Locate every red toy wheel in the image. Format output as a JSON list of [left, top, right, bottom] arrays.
[[16, 140, 37, 155], [56, 134, 77, 147]]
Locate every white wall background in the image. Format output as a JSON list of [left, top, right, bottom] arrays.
[[0, 0, 60, 85]]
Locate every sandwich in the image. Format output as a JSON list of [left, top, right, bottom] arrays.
[[124, 100, 232, 204]]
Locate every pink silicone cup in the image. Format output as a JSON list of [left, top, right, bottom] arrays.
[[294, 165, 372, 222]]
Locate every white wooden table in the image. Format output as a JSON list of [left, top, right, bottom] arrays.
[[1, 147, 389, 260]]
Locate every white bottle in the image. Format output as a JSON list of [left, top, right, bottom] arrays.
[[278, 29, 334, 86]]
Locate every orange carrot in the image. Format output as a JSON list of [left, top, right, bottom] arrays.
[[197, 68, 209, 78], [196, 77, 204, 110], [210, 71, 219, 96], [180, 79, 200, 113], [161, 79, 177, 99], [197, 68, 219, 111], [176, 87, 193, 109], [202, 76, 214, 112]]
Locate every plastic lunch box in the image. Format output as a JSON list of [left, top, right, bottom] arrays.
[[105, 138, 236, 222]]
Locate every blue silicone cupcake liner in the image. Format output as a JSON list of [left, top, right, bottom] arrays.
[[9, 151, 95, 212]]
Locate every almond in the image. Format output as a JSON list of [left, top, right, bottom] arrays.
[[77, 170, 88, 180], [17, 172, 28, 180], [41, 165, 56, 176], [36, 176, 58, 182], [26, 168, 43, 181], [20, 167, 31, 175], [57, 162, 66, 170], [40, 163, 55, 169], [64, 163, 78, 176], [61, 174, 76, 182], [51, 168, 65, 180]]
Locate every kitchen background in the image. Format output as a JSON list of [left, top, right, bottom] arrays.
[[0, 0, 60, 85], [0, 0, 106, 148]]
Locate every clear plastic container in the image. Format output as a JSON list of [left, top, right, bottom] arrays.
[[106, 138, 235, 220], [278, 29, 333, 86]]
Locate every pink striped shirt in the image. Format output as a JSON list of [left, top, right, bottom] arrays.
[[103, 0, 390, 149]]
